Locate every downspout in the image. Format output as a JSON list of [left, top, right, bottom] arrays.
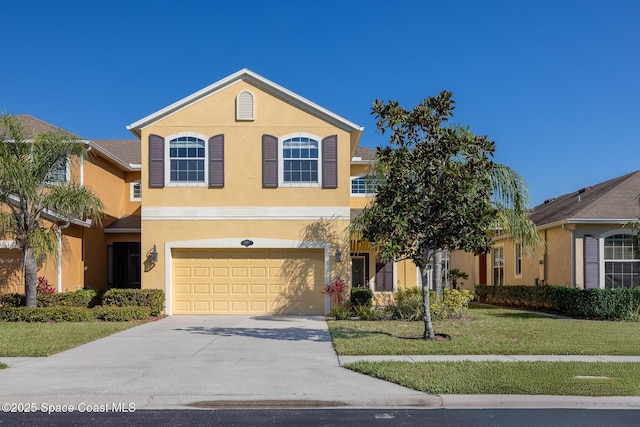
[[57, 222, 71, 292], [562, 223, 576, 288]]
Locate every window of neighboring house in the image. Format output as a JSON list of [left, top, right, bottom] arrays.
[[130, 181, 141, 201], [350, 176, 379, 195], [493, 246, 504, 285], [46, 157, 68, 183], [604, 234, 640, 289], [282, 136, 319, 184], [515, 243, 522, 276], [169, 136, 206, 184]]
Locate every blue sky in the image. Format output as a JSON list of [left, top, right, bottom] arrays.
[[2, 0, 638, 206]]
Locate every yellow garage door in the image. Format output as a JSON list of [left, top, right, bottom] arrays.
[[172, 248, 325, 315]]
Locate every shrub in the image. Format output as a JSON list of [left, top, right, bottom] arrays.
[[93, 306, 151, 321], [0, 293, 25, 308], [36, 276, 56, 294], [354, 304, 382, 320], [475, 284, 640, 321], [328, 303, 352, 320], [350, 287, 373, 307], [102, 289, 165, 316], [324, 277, 347, 306], [0, 307, 95, 322], [386, 287, 474, 321]]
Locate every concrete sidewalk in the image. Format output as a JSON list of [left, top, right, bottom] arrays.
[[1, 316, 639, 410]]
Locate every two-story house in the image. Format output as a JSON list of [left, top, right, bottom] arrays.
[[2, 69, 422, 315]]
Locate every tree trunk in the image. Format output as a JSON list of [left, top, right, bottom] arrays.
[[420, 266, 435, 340], [23, 246, 38, 308], [433, 249, 443, 301]]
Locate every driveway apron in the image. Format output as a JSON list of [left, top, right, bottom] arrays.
[[0, 316, 437, 409]]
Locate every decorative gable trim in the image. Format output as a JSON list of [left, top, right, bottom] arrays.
[[127, 69, 364, 138]]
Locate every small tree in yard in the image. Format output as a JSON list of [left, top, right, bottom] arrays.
[[353, 91, 538, 340], [0, 114, 104, 307]]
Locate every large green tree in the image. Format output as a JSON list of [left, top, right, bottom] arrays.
[[0, 114, 104, 307], [353, 91, 538, 340]]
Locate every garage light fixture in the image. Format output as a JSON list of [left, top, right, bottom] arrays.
[[335, 249, 342, 263], [149, 245, 158, 263]]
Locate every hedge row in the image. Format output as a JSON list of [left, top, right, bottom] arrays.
[[0, 306, 151, 322], [475, 284, 640, 321]]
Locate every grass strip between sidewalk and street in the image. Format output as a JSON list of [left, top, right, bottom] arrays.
[[344, 361, 640, 396], [0, 321, 145, 357], [328, 304, 640, 355]]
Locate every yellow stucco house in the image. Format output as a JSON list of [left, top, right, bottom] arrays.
[[2, 70, 421, 314], [450, 170, 640, 290]]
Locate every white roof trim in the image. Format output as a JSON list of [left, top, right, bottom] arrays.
[[86, 141, 141, 171], [127, 68, 364, 137]]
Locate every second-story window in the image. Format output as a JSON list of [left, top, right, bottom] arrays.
[[282, 136, 319, 184], [169, 136, 205, 183], [351, 176, 379, 195], [47, 157, 68, 183]]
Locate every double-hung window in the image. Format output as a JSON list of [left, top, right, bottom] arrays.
[[169, 136, 205, 183], [604, 234, 640, 289], [350, 176, 379, 195], [282, 136, 319, 184]]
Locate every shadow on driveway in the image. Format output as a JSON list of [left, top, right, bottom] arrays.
[[172, 326, 332, 342]]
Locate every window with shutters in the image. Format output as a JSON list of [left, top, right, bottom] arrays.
[[279, 134, 321, 186], [236, 90, 254, 120], [604, 234, 640, 289], [168, 135, 206, 185]]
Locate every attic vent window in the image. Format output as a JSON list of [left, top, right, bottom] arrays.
[[236, 90, 254, 121]]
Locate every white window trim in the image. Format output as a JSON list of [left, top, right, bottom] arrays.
[[165, 132, 209, 187], [599, 229, 639, 289], [130, 181, 142, 201], [350, 175, 377, 197], [278, 133, 322, 188], [236, 90, 255, 121]]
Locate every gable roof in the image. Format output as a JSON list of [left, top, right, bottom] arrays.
[[127, 68, 364, 138], [10, 114, 81, 139], [529, 170, 640, 227]]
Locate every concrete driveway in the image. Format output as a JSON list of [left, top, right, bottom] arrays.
[[0, 316, 438, 409]]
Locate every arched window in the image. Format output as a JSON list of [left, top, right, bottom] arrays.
[[169, 136, 205, 183], [604, 234, 640, 288], [282, 136, 319, 184], [236, 91, 254, 120]]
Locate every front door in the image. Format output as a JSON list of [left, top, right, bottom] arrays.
[[351, 256, 366, 287], [110, 242, 141, 288]]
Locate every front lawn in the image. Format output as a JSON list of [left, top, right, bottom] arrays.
[[328, 304, 640, 355], [0, 321, 144, 357], [345, 361, 640, 396]]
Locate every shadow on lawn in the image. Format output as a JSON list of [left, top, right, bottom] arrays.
[[486, 312, 554, 320]]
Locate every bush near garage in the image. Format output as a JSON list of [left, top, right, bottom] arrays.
[[0, 289, 101, 308], [385, 288, 474, 321], [475, 284, 640, 321], [101, 289, 165, 316]]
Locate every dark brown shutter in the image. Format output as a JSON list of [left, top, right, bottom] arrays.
[[149, 134, 164, 188], [322, 135, 337, 189], [262, 134, 278, 188], [584, 235, 599, 289], [208, 134, 224, 188]]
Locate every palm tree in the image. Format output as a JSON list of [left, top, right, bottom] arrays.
[[0, 114, 104, 307]]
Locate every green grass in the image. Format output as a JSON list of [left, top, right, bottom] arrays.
[[0, 321, 144, 357], [345, 361, 640, 396], [0, 362, 7, 369], [329, 304, 640, 355]]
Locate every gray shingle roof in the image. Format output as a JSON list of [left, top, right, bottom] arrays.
[[91, 139, 141, 165], [10, 114, 82, 138], [353, 146, 376, 161], [104, 215, 141, 232], [529, 170, 640, 226]]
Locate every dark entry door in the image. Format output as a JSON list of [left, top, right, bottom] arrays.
[[112, 242, 141, 288]]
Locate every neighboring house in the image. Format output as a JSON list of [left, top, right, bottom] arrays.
[[0, 115, 141, 293], [2, 69, 421, 314], [450, 170, 640, 290]]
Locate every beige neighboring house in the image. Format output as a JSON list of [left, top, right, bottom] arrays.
[[450, 170, 640, 290], [0, 115, 141, 293]]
